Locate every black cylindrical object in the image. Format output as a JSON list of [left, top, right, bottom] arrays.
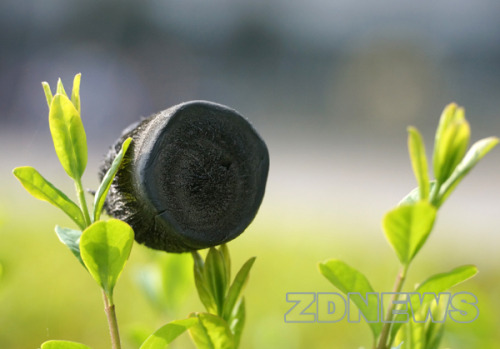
[[100, 101, 269, 252]]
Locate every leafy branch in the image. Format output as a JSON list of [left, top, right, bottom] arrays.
[[319, 103, 498, 349], [14, 75, 133, 349]]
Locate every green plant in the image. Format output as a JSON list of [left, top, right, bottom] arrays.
[[12, 75, 257, 349], [14, 75, 133, 349], [140, 246, 255, 349], [318, 103, 498, 349]]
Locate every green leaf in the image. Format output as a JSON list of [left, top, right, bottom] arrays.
[[188, 313, 235, 349], [192, 251, 218, 314], [433, 104, 470, 183], [426, 325, 444, 349], [318, 259, 382, 338], [391, 306, 427, 348], [139, 318, 198, 349], [204, 248, 228, 315], [436, 120, 470, 182], [219, 244, 231, 282], [41, 340, 92, 349], [412, 265, 478, 313], [92, 137, 132, 222], [229, 298, 245, 349], [407, 319, 425, 349], [42, 82, 53, 109], [425, 305, 446, 349], [71, 73, 81, 114], [80, 219, 134, 301], [389, 265, 478, 345], [383, 201, 437, 265], [49, 94, 88, 180], [408, 127, 430, 201], [434, 104, 457, 145], [222, 257, 256, 322], [437, 137, 499, 206], [55, 225, 84, 266], [56, 78, 68, 96], [433, 103, 457, 158], [13, 166, 85, 229]]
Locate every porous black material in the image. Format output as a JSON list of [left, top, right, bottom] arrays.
[[99, 101, 269, 252]]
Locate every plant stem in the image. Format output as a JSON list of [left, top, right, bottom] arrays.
[[75, 177, 92, 226], [376, 265, 408, 349], [429, 181, 441, 208], [103, 291, 121, 349]]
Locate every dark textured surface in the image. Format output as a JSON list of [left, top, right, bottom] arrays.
[[99, 101, 269, 252]]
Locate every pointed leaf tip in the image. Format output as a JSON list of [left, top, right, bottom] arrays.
[[222, 256, 256, 321], [319, 258, 382, 337], [42, 82, 53, 109], [93, 137, 132, 222], [71, 73, 82, 114], [408, 127, 430, 201], [56, 78, 67, 96]]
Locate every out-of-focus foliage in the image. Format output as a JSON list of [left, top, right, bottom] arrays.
[[0, 206, 498, 348]]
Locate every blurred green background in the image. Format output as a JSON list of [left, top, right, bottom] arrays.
[[1, 1, 500, 348]]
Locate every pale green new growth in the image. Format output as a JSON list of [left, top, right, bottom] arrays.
[[408, 127, 430, 201], [14, 75, 136, 349], [55, 226, 84, 266], [188, 312, 235, 349], [389, 265, 478, 344], [49, 94, 88, 180], [319, 103, 497, 349], [140, 318, 198, 349], [41, 340, 92, 349], [193, 251, 218, 314], [13, 166, 85, 229], [222, 257, 255, 321], [433, 103, 470, 184], [93, 137, 132, 222], [383, 201, 436, 266], [56, 78, 68, 96], [28, 75, 253, 349], [42, 81, 53, 108], [319, 259, 382, 338], [205, 248, 229, 315], [71, 73, 81, 114], [437, 136, 499, 206], [190, 245, 255, 348], [80, 219, 134, 303]]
